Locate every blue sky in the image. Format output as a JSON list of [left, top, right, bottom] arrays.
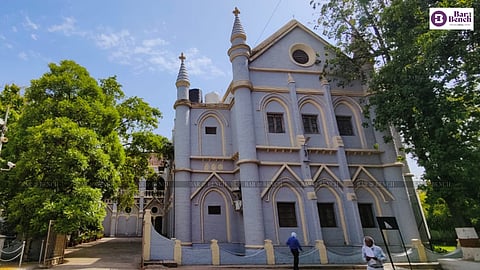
[[0, 0, 318, 138], [0, 0, 424, 178]]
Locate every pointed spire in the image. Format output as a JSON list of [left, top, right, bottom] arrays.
[[176, 52, 190, 86], [231, 7, 246, 42]]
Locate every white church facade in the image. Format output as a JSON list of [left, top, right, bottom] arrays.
[[146, 8, 427, 265]]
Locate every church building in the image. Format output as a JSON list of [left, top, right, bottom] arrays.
[[168, 8, 422, 256]]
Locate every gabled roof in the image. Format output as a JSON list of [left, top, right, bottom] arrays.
[[250, 19, 334, 62]]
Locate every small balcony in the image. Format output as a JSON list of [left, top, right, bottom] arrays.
[[143, 189, 165, 199]]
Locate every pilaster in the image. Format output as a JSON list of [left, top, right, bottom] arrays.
[[321, 78, 363, 245], [289, 73, 323, 244]]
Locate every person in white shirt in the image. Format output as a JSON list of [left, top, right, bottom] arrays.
[[362, 236, 386, 269]]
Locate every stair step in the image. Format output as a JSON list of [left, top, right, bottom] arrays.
[[143, 260, 178, 268]]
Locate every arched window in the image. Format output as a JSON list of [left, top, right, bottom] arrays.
[[200, 116, 223, 156]]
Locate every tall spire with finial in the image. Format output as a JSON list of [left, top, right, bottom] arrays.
[[173, 52, 192, 244], [175, 52, 190, 100], [231, 7, 246, 42], [176, 52, 189, 85], [227, 7, 265, 248]]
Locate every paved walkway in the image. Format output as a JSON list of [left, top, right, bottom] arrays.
[[1, 237, 141, 270]]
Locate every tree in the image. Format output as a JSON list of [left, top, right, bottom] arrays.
[[0, 60, 168, 237], [311, 0, 480, 229], [373, 0, 480, 228]]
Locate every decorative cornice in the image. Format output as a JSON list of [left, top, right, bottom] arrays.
[[228, 43, 251, 56], [188, 169, 236, 174], [256, 145, 299, 152], [236, 159, 261, 166], [307, 148, 337, 155], [228, 48, 251, 62], [253, 87, 290, 93], [230, 80, 253, 94], [173, 99, 192, 109], [174, 167, 193, 173], [345, 149, 384, 155], [190, 156, 233, 161], [190, 103, 230, 109], [228, 44, 250, 62], [346, 163, 405, 168], [249, 66, 324, 75], [175, 80, 190, 88]]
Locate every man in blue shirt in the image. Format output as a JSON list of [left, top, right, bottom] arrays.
[[286, 232, 303, 270]]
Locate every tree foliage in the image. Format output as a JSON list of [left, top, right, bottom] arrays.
[[0, 60, 169, 237], [312, 0, 480, 229]]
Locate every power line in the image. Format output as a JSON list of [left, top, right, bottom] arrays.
[[254, 0, 282, 47]]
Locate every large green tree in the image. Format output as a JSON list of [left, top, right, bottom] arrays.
[[0, 60, 168, 237], [311, 0, 480, 229]]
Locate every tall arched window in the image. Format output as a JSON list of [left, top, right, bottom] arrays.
[[200, 116, 223, 156]]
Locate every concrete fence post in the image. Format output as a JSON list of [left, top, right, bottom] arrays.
[[411, 239, 427, 262], [264, 239, 275, 265], [315, 240, 328, 264], [211, 239, 220, 265], [142, 210, 152, 262], [174, 239, 182, 265]]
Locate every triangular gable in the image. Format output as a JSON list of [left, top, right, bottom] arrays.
[[261, 164, 303, 198], [190, 172, 233, 200], [312, 165, 344, 189], [250, 19, 334, 62], [351, 166, 395, 202], [144, 197, 164, 209]]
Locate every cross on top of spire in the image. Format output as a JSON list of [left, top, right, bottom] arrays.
[[179, 52, 186, 62], [233, 7, 240, 16]]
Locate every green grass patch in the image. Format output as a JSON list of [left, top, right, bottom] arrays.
[[433, 245, 457, 253]]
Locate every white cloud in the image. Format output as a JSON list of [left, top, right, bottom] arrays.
[[133, 46, 152, 54], [93, 30, 225, 77], [149, 55, 178, 71], [95, 30, 133, 49], [31, 34, 38, 40], [183, 48, 226, 78], [12, 26, 18, 32], [24, 16, 39, 30], [142, 38, 168, 47], [48, 17, 78, 36], [18, 52, 28, 61]]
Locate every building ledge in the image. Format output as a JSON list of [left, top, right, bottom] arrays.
[[345, 149, 384, 155]]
